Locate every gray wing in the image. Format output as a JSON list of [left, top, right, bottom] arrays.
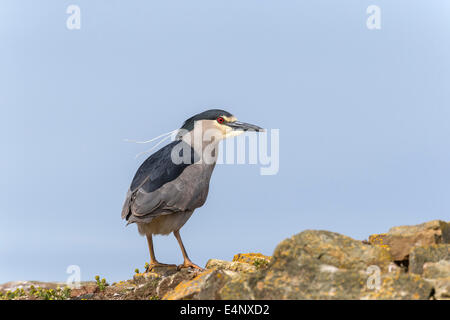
[[121, 140, 198, 224]]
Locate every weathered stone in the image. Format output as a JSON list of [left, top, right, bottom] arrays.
[[232, 253, 272, 267], [162, 269, 234, 300], [3, 221, 449, 301], [369, 220, 450, 261], [421, 260, 450, 300], [133, 265, 178, 284], [409, 244, 450, 274], [70, 284, 98, 298], [156, 269, 199, 298], [206, 259, 257, 273], [422, 260, 450, 279], [219, 273, 255, 300], [125, 268, 200, 300], [360, 273, 433, 300], [274, 230, 392, 271], [221, 256, 369, 299], [387, 262, 402, 274], [132, 272, 161, 285], [221, 230, 393, 300], [427, 279, 450, 300], [125, 277, 160, 300], [388, 220, 450, 240]]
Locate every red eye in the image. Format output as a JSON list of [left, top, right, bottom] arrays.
[[217, 117, 224, 124]]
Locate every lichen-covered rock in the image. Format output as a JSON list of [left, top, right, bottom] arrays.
[[3, 221, 450, 300], [132, 271, 161, 285], [421, 260, 450, 300], [219, 273, 255, 300], [221, 256, 371, 300], [162, 269, 235, 300], [126, 268, 197, 300], [70, 284, 98, 298], [274, 230, 392, 271], [133, 265, 178, 284], [422, 260, 450, 279], [221, 230, 393, 300], [369, 220, 450, 261], [206, 259, 257, 273], [409, 244, 450, 274], [360, 273, 433, 300], [205, 253, 272, 275], [232, 253, 272, 267], [156, 269, 200, 298], [126, 266, 207, 300], [388, 220, 450, 240], [428, 279, 450, 300]]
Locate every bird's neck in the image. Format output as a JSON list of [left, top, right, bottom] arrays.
[[181, 129, 221, 165]]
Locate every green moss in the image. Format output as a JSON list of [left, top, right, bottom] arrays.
[[0, 286, 71, 300], [253, 258, 269, 269], [0, 288, 26, 300]]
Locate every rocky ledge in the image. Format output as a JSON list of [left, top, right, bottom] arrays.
[[1, 220, 449, 300]]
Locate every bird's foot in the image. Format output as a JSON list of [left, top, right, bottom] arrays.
[[177, 260, 204, 271], [145, 262, 177, 273]]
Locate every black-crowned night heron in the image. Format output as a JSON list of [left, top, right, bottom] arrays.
[[122, 109, 264, 270]]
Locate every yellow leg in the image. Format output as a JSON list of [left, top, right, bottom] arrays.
[[173, 230, 203, 271], [145, 234, 176, 271]]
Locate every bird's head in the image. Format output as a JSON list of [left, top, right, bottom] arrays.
[[176, 109, 264, 141]]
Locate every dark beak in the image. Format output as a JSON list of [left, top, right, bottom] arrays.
[[226, 121, 265, 132]]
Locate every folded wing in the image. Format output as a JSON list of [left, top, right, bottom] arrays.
[[121, 140, 198, 224]]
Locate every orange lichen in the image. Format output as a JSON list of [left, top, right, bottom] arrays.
[[232, 253, 272, 265], [368, 234, 391, 250]]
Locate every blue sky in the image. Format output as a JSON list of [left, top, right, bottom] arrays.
[[0, 0, 449, 283]]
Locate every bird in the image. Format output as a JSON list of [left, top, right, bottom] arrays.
[[121, 109, 264, 271]]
